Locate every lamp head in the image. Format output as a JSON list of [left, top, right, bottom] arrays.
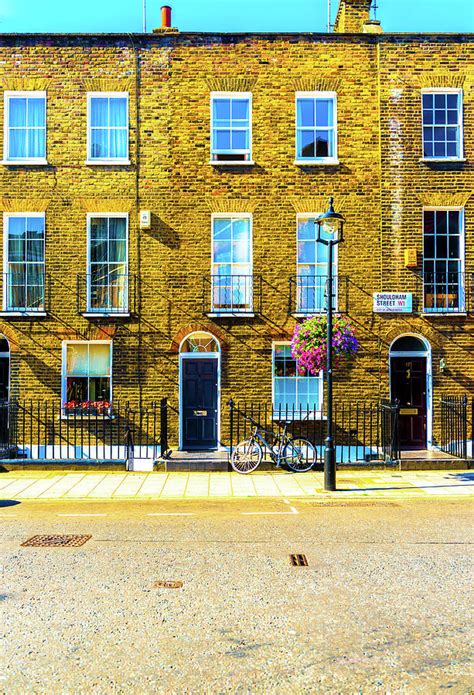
[[316, 196, 345, 242]]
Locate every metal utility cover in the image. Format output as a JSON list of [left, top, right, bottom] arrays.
[[21, 535, 92, 548]]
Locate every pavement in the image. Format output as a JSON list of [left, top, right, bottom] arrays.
[[1, 497, 472, 694], [0, 468, 473, 501]]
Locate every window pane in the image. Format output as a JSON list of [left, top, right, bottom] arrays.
[[300, 130, 316, 158], [446, 93, 458, 108], [316, 99, 332, 126], [8, 238, 24, 262], [298, 241, 316, 264], [91, 129, 108, 158], [26, 217, 44, 238], [232, 219, 250, 240], [66, 376, 88, 402], [109, 129, 127, 158], [436, 211, 447, 234], [89, 344, 111, 377], [446, 110, 458, 124], [231, 130, 248, 150], [89, 377, 111, 402], [213, 219, 232, 239], [213, 240, 231, 263], [232, 240, 250, 263], [27, 240, 44, 262], [297, 99, 314, 127], [90, 240, 107, 263], [423, 110, 433, 125], [213, 99, 231, 122], [28, 98, 45, 127], [109, 98, 127, 126], [90, 217, 108, 239], [9, 98, 27, 126], [109, 240, 126, 263], [448, 211, 459, 232], [315, 131, 329, 157], [424, 235, 434, 257], [215, 130, 231, 150], [90, 98, 109, 126], [298, 219, 315, 240], [434, 109, 446, 125], [232, 99, 249, 121], [9, 129, 27, 158], [434, 93, 446, 108], [109, 217, 127, 239], [422, 94, 433, 108], [67, 344, 89, 376]]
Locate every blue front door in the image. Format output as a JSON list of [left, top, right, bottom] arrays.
[[182, 358, 218, 450]]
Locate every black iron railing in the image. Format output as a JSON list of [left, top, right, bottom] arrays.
[[423, 271, 470, 314], [289, 275, 349, 314], [440, 395, 469, 459], [76, 274, 137, 315], [1, 272, 51, 314], [0, 399, 168, 462], [203, 275, 262, 314], [227, 400, 401, 465]]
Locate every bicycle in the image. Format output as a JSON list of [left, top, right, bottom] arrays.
[[230, 412, 317, 474]]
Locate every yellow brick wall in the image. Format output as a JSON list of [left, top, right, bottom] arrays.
[[0, 32, 472, 449]]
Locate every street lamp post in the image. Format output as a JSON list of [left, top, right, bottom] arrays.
[[316, 197, 345, 492]]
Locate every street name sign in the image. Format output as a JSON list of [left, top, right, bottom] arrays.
[[373, 292, 412, 313]]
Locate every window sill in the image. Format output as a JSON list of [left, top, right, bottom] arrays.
[[419, 157, 466, 163], [0, 311, 47, 318], [207, 312, 255, 318], [0, 159, 49, 166], [292, 311, 325, 317], [82, 312, 130, 318], [294, 159, 339, 166], [84, 159, 131, 166], [423, 310, 467, 317], [209, 160, 255, 166]]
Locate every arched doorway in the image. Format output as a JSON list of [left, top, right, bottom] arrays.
[[179, 331, 220, 450], [389, 335, 431, 450], [0, 337, 10, 402]]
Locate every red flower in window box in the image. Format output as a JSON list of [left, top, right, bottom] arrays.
[[64, 400, 112, 416]]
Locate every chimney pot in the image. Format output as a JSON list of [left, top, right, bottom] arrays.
[[161, 5, 172, 29]]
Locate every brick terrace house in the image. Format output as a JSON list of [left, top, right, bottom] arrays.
[[0, 0, 472, 457]]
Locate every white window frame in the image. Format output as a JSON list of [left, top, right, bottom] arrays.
[[2, 212, 46, 315], [422, 206, 465, 314], [210, 212, 253, 315], [86, 92, 130, 165], [272, 342, 324, 418], [295, 213, 338, 315], [86, 213, 129, 315], [61, 340, 113, 409], [421, 88, 464, 162], [295, 91, 338, 166], [3, 91, 47, 165], [210, 91, 253, 165]]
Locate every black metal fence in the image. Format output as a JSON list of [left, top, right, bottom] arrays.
[[228, 400, 401, 465], [0, 399, 168, 462], [440, 395, 470, 459]]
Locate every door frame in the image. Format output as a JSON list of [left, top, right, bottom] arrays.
[[0, 335, 10, 402], [389, 335, 432, 450], [179, 352, 221, 451]]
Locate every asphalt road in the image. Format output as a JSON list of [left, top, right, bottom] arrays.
[[1, 498, 473, 694]]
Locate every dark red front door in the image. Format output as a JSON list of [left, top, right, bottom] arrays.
[[391, 357, 427, 450]]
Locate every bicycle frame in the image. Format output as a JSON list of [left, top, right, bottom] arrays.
[[250, 422, 291, 467]]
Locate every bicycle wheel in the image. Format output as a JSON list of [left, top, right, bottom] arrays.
[[283, 438, 316, 472], [231, 437, 262, 474]]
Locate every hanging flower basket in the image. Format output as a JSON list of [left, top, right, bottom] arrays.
[[291, 315, 359, 375]]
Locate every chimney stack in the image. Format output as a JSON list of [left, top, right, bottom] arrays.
[[334, 0, 373, 32], [161, 5, 172, 29]]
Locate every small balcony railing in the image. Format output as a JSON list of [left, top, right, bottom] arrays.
[[1, 272, 50, 314], [203, 275, 261, 315], [289, 275, 348, 314], [423, 271, 469, 314], [77, 274, 136, 315]]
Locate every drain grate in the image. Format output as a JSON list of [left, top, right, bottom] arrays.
[[310, 500, 399, 507], [21, 534, 92, 548], [153, 580, 183, 589], [290, 553, 308, 567]]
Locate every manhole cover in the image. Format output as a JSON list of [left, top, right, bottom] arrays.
[[21, 534, 92, 548], [290, 554, 308, 567], [153, 580, 183, 589]]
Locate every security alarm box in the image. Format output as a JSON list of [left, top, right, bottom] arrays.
[[404, 248, 418, 268], [139, 210, 151, 229]]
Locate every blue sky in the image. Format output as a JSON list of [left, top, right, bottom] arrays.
[[0, 0, 472, 33]]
